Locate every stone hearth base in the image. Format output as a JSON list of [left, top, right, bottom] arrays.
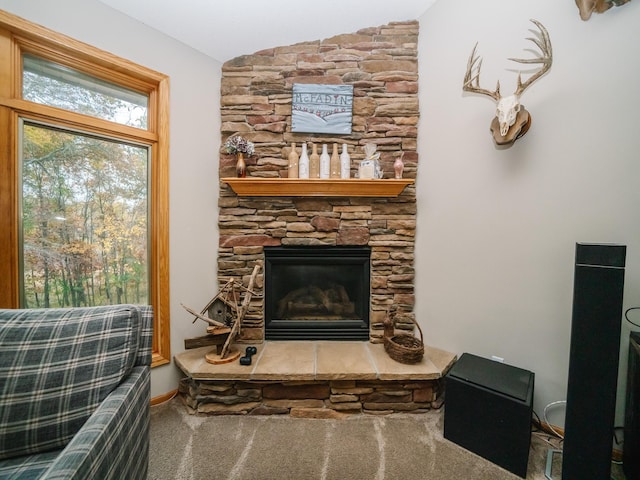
[[174, 341, 457, 416]]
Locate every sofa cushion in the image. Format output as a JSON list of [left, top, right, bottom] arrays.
[[0, 305, 141, 460], [0, 449, 60, 479]]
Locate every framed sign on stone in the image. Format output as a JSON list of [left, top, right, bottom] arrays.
[[291, 84, 353, 135]]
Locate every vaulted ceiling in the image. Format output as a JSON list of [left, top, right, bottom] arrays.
[[98, 0, 437, 63]]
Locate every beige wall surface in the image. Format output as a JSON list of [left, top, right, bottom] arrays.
[[417, 0, 640, 426]]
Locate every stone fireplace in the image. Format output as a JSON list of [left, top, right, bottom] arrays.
[[217, 20, 419, 344], [218, 194, 417, 344], [175, 20, 458, 416]]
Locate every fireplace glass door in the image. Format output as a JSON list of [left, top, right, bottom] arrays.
[[264, 246, 370, 340]]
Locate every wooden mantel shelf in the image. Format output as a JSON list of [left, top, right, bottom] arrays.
[[222, 178, 415, 197]]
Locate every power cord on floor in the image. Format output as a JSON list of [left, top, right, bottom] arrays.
[[543, 400, 566, 439], [625, 306, 640, 328], [532, 407, 564, 451], [532, 409, 542, 431]]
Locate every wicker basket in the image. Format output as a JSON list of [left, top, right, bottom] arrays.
[[383, 316, 424, 364]]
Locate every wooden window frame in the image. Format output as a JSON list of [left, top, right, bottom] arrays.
[[0, 11, 171, 367]]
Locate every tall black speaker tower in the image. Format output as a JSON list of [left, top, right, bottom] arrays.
[[562, 243, 626, 480]]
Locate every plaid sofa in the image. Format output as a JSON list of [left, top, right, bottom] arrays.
[[0, 304, 152, 480]]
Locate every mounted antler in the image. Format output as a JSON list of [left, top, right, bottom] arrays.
[[463, 19, 553, 145], [511, 20, 553, 97], [463, 44, 501, 102]]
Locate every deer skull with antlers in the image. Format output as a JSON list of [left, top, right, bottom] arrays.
[[463, 19, 553, 145]]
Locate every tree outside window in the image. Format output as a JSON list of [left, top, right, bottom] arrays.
[[21, 124, 149, 309], [0, 12, 170, 367]]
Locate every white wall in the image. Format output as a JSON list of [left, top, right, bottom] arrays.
[[417, 0, 640, 426], [0, 0, 221, 398]]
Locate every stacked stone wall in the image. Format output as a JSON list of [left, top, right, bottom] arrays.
[[179, 378, 444, 417], [218, 21, 419, 342]]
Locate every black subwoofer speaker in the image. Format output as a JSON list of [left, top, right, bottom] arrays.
[[444, 353, 534, 478], [562, 243, 626, 480]]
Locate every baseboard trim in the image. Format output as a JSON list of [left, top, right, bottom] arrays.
[[535, 419, 565, 438], [151, 388, 178, 406]]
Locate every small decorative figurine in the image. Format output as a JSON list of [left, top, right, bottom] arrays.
[[394, 155, 404, 179], [240, 346, 257, 365], [359, 143, 382, 179]]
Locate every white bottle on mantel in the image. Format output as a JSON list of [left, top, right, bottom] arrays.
[[320, 143, 330, 179], [287, 142, 299, 178], [309, 143, 320, 178], [340, 143, 351, 179], [299, 142, 309, 179], [330, 143, 341, 179]]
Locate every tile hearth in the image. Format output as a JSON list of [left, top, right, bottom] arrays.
[[175, 341, 457, 416], [176, 341, 455, 381]]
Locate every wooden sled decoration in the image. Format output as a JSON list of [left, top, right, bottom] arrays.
[[181, 261, 262, 365]]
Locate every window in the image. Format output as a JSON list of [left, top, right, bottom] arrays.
[[20, 123, 149, 309], [22, 54, 149, 128], [0, 11, 170, 367]]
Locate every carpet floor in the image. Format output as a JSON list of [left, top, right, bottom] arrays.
[[149, 398, 626, 480]]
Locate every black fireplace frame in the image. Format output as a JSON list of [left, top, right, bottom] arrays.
[[264, 246, 370, 340]]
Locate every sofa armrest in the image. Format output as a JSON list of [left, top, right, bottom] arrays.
[[136, 305, 154, 367], [42, 366, 150, 480]]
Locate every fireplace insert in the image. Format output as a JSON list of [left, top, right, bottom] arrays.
[[264, 246, 370, 340]]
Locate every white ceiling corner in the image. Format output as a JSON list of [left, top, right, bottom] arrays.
[[97, 0, 437, 63]]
